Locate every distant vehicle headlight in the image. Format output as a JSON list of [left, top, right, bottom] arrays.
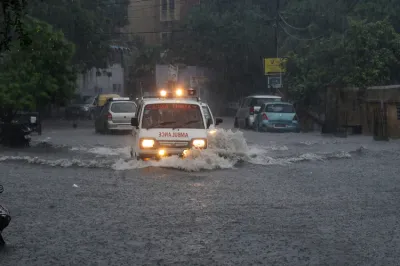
[[140, 139, 155, 148], [192, 139, 206, 148]]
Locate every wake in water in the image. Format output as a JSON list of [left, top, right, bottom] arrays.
[[0, 129, 354, 171]]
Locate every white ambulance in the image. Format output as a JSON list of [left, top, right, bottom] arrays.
[[130, 88, 222, 160]]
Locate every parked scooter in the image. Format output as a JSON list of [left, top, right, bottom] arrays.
[[0, 185, 11, 246]]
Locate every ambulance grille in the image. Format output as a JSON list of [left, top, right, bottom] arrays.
[[158, 141, 190, 148]]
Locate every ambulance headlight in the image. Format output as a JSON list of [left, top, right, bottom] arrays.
[[140, 139, 155, 148], [175, 88, 183, 96], [208, 129, 217, 135], [192, 139, 206, 148], [160, 90, 167, 97]]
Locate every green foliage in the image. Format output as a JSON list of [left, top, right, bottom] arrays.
[[279, 0, 400, 108], [341, 19, 400, 87], [171, 0, 276, 97], [0, 0, 29, 51], [285, 19, 400, 105], [0, 18, 76, 119], [28, 0, 129, 69]]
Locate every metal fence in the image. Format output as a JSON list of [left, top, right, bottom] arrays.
[[373, 105, 389, 141]]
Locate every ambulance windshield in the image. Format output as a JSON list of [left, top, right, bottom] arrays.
[[142, 103, 205, 129]]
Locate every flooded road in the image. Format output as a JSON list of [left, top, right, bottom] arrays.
[[1, 118, 400, 265]]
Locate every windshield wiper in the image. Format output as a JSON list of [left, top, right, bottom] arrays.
[[146, 121, 176, 130], [172, 120, 200, 129]]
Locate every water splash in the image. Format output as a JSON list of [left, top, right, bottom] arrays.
[[0, 129, 354, 171]]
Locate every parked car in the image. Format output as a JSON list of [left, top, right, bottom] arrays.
[[66, 94, 122, 120], [253, 102, 300, 132], [92, 93, 121, 119], [95, 97, 137, 134], [65, 96, 96, 120], [234, 95, 282, 129]]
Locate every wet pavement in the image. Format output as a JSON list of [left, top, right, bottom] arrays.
[[1, 118, 400, 265]]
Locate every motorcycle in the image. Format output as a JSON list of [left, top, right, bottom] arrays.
[[0, 122, 32, 147], [0, 185, 11, 246]]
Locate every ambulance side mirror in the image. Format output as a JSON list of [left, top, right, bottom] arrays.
[[207, 118, 212, 128], [131, 117, 138, 127], [215, 118, 223, 125]]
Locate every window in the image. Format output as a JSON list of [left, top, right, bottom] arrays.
[[169, 0, 175, 20], [160, 0, 177, 21], [160, 32, 171, 44], [113, 84, 122, 92], [250, 97, 281, 107], [161, 0, 168, 11], [142, 103, 204, 129], [160, 0, 168, 20], [397, 104, 400, 120], [137, 104, 143, 124], [265, 104, 295, 113], [110, 102, 136, 113], [85, 96, 96, 105], [202, 106, 213, 124]]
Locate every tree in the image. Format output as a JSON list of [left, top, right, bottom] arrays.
[[0, 0, 29, 51], [171, 0, 276, 99], [284, 19, 400, 131], [0, 18, 76, 122], [28, 0, 129, 69]]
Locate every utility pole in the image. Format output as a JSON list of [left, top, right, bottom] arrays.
[[268, 0, 280, 94], [275, 0, 282, 95], [275, 0, 279, 58]]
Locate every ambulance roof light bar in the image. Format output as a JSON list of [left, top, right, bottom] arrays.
[[139, 88, 200, 101]]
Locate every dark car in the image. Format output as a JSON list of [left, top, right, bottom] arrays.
[[65, 96, 96, 120]]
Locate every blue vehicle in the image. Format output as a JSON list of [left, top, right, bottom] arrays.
[[254, 102, 300, 132]]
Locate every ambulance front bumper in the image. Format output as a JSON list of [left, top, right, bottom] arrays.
[[137, 148, 203, 158], [136, 138, 207, 159]]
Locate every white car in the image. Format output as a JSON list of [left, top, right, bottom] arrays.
[[234, 95, 282, 129], [130, 89, 219, 160]]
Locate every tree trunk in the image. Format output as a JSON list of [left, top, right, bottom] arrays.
[[358, 87, 368, 134], [322, 87, 339, 133]]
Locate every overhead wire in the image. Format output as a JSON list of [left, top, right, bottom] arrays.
[[278, 23, 323, 41], [278, 13, 309, 31]]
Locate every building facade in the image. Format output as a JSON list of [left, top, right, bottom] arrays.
[[76, 64, 125, 97], [127, 0, 200, 45]]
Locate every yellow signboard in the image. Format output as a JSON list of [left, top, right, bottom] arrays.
[[264, 58, 287, 74]]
